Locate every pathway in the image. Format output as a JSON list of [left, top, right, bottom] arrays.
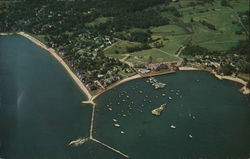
[[154, 48, 183, 61]]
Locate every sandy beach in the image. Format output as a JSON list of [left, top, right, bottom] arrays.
[[0, 33, 14, 36], [179, 66, 250, 95], [91, 74, 142, 101], [17, 32, 93, 100], [3, 32, 249, 102]]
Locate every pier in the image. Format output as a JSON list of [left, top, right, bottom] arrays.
[[89, 105, 96, 139], [91, 138, 129, 158], [79, 101, 129, 158]]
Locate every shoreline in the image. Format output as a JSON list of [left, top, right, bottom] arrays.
[[179, 66, 250, 95], [16, 32, 93, 100], [0, 33, 14, 36], [2, 33, 248, 103], [91, 74, 142, 101]]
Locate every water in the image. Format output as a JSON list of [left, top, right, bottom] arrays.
[[94, 72, 250, 159], [0, 36, 121, 159], [0, 35, 250, 159]]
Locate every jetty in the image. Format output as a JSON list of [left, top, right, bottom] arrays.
[[92, 138, 129, 158], [148, 77, 166, 89]]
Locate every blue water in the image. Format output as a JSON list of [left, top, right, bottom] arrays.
[[94, 71, 250, 159], [0, 35, 121, 159], [0, 35, 250, 159]]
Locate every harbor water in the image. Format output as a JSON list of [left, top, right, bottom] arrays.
[[0, 35, 250, 159]]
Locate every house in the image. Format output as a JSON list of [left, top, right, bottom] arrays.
[[145, 61, 183, 71]]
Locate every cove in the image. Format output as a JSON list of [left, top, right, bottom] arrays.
[[94, 71, 250, 159]]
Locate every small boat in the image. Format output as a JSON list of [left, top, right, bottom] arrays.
[[113, 119, 118, 122], [114, 123, 120, 127], [122, 114, 126, 117], [162, 93, 166, 96], [121, 131, 125, 134], [188, 134, 193, 138], [168, 97, 172, 100], [108, 108, 112, 111], [170, 125, 176, 129]]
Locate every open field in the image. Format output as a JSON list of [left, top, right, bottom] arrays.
[[102, 0, 249, 67], [104, 41, 143, 55], [85, 17, 112, 27], [156, 0, 248, 52], [126, 49, 179, 65]]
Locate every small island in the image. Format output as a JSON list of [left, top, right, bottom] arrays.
[[151, 104, 166, 116]]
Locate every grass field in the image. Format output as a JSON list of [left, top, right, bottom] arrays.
[[102, 0, 248, 66], [150, 25, 191, 55], [85, 17, 111, 27], [104, 40, 145, 59], [157, 0, 248, 52], [126, 49, 179, 65]]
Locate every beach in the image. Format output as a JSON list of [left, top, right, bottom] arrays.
[[17, 32, 93, 100], [179, 66, 250, 95], [91, 74, 142, 101], [2, 32, 249, 101]]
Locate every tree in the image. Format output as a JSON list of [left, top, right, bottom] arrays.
[[147, 56, 153, 64], [219, 64, 235, 75], [221, 0, 231, 7], [247, 81, 250, 89]]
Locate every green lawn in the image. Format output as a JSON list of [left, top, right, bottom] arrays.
[[104, 40, 145, 59], [103, 0, 249, 64], [230, 0, 249, 12], [85, 17, 111, 27], [27, 33, 46, 44], [127, 49, 179, 65], [150, 24, 191, 54], [173, 0, 248, 51]]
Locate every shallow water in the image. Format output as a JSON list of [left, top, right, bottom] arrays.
[[0, 35, 250, 159]]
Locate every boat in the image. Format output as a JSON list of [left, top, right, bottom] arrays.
[[170, 125, 176, 129], [113, 119, 118, 122], [188, 134, 193, 138], [114, 123, 120, 127], [121, 131, 125, 134]]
